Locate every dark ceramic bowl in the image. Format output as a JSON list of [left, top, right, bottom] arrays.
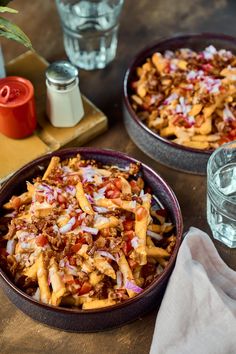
[[123, 33, 236, 175], [0, 148, 183, 332]]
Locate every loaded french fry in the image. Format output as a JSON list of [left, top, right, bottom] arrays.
[[42, 156, 60, 180], [0, 154, 177, 311], [49, 257, 66, 306], [133, 193, 151, 265], [130, 46, 236, 150], [118, 251, 136, 298], [75, 179, 94, 215], [36, 253, 51, 304], [82, 299, 116, 310]]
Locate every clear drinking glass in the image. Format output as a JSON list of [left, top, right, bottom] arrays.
[[55, 0, 124, 70], [207, 141, 236, 248]]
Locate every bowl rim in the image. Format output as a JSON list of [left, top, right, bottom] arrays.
[[123, 32, 236, 155], [0, 147, 183, 314]]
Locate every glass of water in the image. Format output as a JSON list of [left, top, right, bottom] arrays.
[[207, 141, 236, 248], [55, 0, 124, 70]]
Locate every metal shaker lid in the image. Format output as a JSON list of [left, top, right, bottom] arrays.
[[46, 60, 78, 87]]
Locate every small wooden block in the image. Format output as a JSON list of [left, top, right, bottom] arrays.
[[0, 133, 49, 182]]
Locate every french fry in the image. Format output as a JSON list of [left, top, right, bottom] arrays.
[[146, 246, 170, 258], [94, 254, 116, 279], [42, 156, 60, 180], [82, 299, 116, 310], [118, 251, 136, 298], [75, 179, 94, 215], [133, 193, 151, 265], [36, 253, 51, 304], [94, 215, 119, 230], [3, 191, 32, 210], [49, 257, 66, 306]]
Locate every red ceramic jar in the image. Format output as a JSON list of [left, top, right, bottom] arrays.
[[0, 76, 36, 139]]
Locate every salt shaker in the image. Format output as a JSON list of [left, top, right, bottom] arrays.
[[46, 60, 84, 127]]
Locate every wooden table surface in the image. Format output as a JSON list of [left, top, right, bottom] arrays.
[[1, 1, 236, 353]]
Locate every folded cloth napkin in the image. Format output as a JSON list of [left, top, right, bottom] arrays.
[[150, 227, 236, 354]]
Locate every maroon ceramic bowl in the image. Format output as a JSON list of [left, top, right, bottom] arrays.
[[123, 33, 236, 175], [0, 148, 183, 332]]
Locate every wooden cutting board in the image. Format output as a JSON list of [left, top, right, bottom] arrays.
[[0, 51, 108, 183]]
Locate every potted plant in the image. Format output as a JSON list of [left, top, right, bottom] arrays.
[[0, 0, 32, 48]]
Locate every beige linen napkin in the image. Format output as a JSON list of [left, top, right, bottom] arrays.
[[150, 227, 236, 354]]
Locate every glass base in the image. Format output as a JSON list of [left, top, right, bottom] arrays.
[[212, 231, 236, 248]]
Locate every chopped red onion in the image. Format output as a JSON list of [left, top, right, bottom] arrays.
[[6, 239, 16, 255], [65, 185, 76, 196], [163, 92, 178, 105], [93, 206, 109, 213], [147, 230, 163, 241], [65, 262, 78, 276], [223, 104, 235, 122], [152, 195, 164, 209], [80, 226, 98, 235], [93, 187, 106, 201], [116, 271, 123, 288], [125, 280, 143, 294], [131, 236, 139, 249], [41, 183, 53, 193], [32, 287, 40, 301], [96, 250, 116, 261], [59, 216, 76, 234], [59, 259, 65, 268], [85, 193, 94, 204]]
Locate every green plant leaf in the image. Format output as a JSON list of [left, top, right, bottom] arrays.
[[0, 6, 18, 13], [0, 16, 32, 49], [0, 1, 13, 5]]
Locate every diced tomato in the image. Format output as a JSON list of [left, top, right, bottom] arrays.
[[219, 137, 231, 146], [229, 129, 236, 139], [105, 188, 120, 199], [105, 182, 116, 190], [68, 256, 77, 266], [78, 237, 87, 244], [129, 180, 140, 194], [70, 243, 82, 253], [35, 194, 44, 203], [58, 194, 66, 204], [231, 121, 236, 129], [113, 178, 122, 190], [124, 230, 135, 240], [79, 281, 92, 295], [136, 206, 147, 221], [202, 63, 213, 72], [122, 240, 132, 255], [74, 278, 81, 285], [63, 274, 74, 284], [36, 234, 48, 247], [123, 219, 134, 231]]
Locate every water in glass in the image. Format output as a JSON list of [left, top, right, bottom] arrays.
[[207, 162, 236, 248], [56, 0, 123, 70]]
